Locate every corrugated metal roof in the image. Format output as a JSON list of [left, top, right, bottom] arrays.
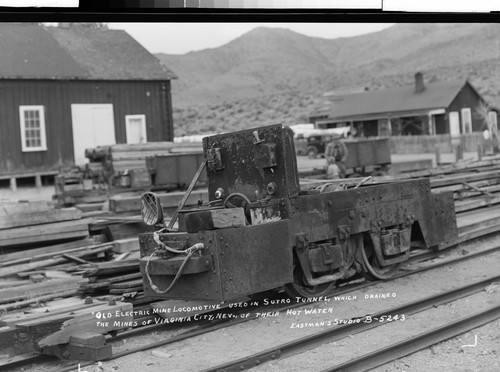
[[0, 23, 176, 80], [314, 81, 465, 120]]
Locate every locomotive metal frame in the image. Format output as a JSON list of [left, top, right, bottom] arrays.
[[139, 124, 458, 302]]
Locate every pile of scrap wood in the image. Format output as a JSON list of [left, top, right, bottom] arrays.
[[0, 201, 90, 252], [78, 250, 143, 297]]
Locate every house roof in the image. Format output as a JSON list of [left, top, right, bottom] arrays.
[[0, 23, 177, 80], [312, 80, 467, 121]]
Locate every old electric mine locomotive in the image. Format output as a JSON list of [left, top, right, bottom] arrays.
[[138, 124, 458, 301]]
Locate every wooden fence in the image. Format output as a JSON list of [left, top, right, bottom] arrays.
[[388, 133, 488, 154]]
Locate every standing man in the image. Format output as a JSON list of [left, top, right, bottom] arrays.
[[325, 137, 348, 178]]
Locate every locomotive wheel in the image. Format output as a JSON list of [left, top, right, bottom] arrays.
[[284, 264, 336, 298], [360, 236, 401, 280]]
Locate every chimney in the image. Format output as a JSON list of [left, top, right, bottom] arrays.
[[415, 72, 425, 94]]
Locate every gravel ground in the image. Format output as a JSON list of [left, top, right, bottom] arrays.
[[41, 235, 497, 372]]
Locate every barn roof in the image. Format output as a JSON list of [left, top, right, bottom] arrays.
[[312, 80, 468, 121], [0, 23, 177, 80]]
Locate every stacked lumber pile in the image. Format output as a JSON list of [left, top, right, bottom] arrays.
[[0, 212, 143, 362], [55, 141, 204, 207], [0, 201, 90, 252], [78, 252, 143, 297], [85, 141, 203, 188]]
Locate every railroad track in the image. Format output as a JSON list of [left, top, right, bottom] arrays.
[[320, 305, 500, 372], [203, 275, 500, 372], [8, 237, 499, 372]]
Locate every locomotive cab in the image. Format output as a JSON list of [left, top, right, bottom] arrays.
[[138, 124, 459, 302]]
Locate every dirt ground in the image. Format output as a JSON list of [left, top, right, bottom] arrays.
[[19, 235, 498, 372]]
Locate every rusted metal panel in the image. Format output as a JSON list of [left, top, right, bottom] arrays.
[[344, 138, 391, 168], [216, 221, 293, 301], [146, 152, 207, 187], [139, 230, 224, 302], [419, 191, 459, 249], [203, 124, 300, 202], [184, 207, 247, 233]]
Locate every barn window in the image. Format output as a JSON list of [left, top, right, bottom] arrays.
[[461, 108, 472, 133], [19, 106, 47, 152]]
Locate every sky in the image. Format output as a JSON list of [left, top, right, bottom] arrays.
[[107, 23, 394, 55]]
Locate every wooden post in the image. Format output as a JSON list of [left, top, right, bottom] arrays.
[[435, 148, 441, 166], [10, 177, 17, 192], [35, 174, 42, 188], [477, 144, 483, 161]]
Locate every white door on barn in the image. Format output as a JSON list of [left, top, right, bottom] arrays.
[[125, 115, 147, 144], [71, 104, 116, 165]]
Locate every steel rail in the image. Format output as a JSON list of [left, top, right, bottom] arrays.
[[321, 304, 500, 372], [202, 274, 500, 372], [5, 242, 500, 371]]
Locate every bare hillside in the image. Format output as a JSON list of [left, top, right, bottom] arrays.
[[157, 23, 500, 136]]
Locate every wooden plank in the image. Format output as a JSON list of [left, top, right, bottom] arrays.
[[458, 222, 500, 243], [94, 272, 143, 285], [456, 207, 500, 229], [454, 184, 500, 199], [75, 203, 104, 213], [432, 179, 499, 194], [0, 229, 90, 248], [454, 195, 500, 213], [28, 297, 92, 314], [0, 201, 51, 216], [0, 238, 93, 264], [430, 169, 500, 188], [38, 301, 133, 348], [0, 219, 92, 248], [82, 259, 140, 278], [0, 298, 106, 327], [109, 279, 143, 289], [0, 279, 28, 288], [0, 208, 81, 230], [0, 277, 84, 304], [457, 213, 500, 235], [110, 141, 201, 153], [0, 245, 113, 278], [109, 286, 143, 294], [0, 289, 77, 313], [112, 237, 139, 254], [108, 189, 208, 213]]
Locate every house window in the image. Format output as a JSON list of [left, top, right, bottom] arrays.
[[461, 108, 472, 133], [19, 105, 47, 152], [489, 111, 498, 130]]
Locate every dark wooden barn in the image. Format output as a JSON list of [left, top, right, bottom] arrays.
[[310, 73, 499, 138], [0, 23, 177, 182]]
